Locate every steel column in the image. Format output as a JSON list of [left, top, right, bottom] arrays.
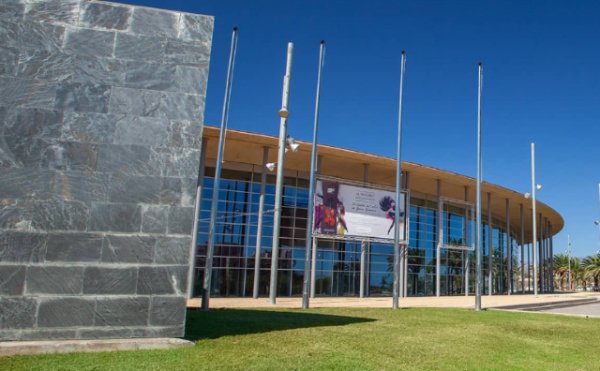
[[436, 179, 442, 297], [252, 147, 270, 298], [360, 163, 369, 298], [506, 198, 511, 295], [520, 203, 524, 293], [487, 192, 493, 296], [310, 155, 323, 298]]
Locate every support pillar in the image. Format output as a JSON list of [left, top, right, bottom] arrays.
[[403, 171, 410, 298], [487, 192, 493, 296], [252, 147, 269, 298], [520, 203, 525, 293], [506, 198, 511, 295], [310, 155, 323, 298], [187, 137, 208, 299], [360, 163, 369, 298], [464, 186, 470, 296], [436, 179, 442, 297]]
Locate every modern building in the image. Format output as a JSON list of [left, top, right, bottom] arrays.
[[192, 126, 563, 298]]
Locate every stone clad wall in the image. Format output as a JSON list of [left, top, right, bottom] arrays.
[[0, 0, 212, 340]]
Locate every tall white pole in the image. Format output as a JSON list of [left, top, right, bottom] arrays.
[[475, 63, 483, 311], [303, 41, 326, 310], [202, 28, 239, 311], [531, 142, 538, 296], [269, 42, 294, 305], [393, 51, 406, 309]]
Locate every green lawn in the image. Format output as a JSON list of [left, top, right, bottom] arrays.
[[2, 307, 600, 370]]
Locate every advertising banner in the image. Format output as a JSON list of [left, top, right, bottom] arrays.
[[314, 180, 407, 241]]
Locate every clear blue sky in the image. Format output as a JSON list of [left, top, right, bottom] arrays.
[[115, 0, 600, 257]]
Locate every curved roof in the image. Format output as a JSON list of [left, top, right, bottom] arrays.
[[202, 126, 563, 241]]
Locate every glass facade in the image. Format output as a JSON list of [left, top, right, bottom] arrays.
[[192, 167, 522, 297]]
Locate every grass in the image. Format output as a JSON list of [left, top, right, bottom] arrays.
[[2, 307, 600, 370]]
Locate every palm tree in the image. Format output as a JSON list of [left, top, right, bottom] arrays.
[[570, 258, 585, 291], [583, 253, 600, 290], [553, 254, 570, 291]]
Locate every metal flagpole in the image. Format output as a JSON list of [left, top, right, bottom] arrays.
[[269, 42, 294, 305], [393, 50, 406, 310], [475, 63, 483, 311], [201, 27, 239, 311], [303, 40, 326, 310], [531, 142, 538, 296]]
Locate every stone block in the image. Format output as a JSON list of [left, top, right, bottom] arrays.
[[168, 206, 195, 235], [180, 178, 197, 207], [0, 265, 26, 295], [2, 107, 64, 139], [0, 1, 25, 21], [51, 170, 109, 203], [0, 297, 37, 329], [108, 87, 162, 117], [80, 0, 132, 31], [42, 141, 99, 172], [78, 327, 133, 339], [131, 325, 184, 338], [0, 45, 19, 76], [61, 112, 116, 144], [0, 231, 47, 263], [96, 144, 158, 176], [136, 265, 187, 295], [26, 266, 83, 294], [37, 297, 95, 328], [101, 235, 155, 263], [25, 0, 80, 25], [94, 297, 150, 326], [2, 328, 77, 341], [149, 296, 186, 326], [31, 199, 89, 231], [16, 20, 65, 51], [108, 174, 161, 204], [83, 267, 137, 294], [165, 39, 210, 66], [167, 120, 202, 149], [89, 203, 142, 233], [16, 49, 73, 82], [179, 14, 213, 43], [114, 33, 165, 62], [54, 82, 110, 113], [158, 147, 200, 178], [154, 236, 190, 264], [157, 91, 203, 121], [0, 18, 19, 49], [160, 177, 182, 205], [141, 205, 168, 234], [72, 54, 127, 85], [0, 168, 56, 200], [0, 77, 57, 109], [124, 62, 177, 92], [174, 65, 207, 95], [113, 116, 170, 147], [64, 27, 115, 57], [131, 7, 178, 38], [0, 203, 33, 231], [45, 233, 103, 262]]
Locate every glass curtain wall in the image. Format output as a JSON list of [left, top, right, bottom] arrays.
[[193, 169, 518, 297]]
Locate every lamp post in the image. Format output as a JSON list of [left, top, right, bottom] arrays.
[[269, 42, 294, 305]]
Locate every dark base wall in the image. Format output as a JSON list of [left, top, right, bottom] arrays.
[[0, 0, 212, 340]]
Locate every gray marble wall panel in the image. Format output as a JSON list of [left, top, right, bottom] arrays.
[[0, 0, 213, 340]]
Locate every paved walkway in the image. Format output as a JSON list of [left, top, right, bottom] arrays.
[[188, 293, 599, 310]]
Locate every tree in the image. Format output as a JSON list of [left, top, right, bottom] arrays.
[[553, 254, 570, 291], [583, 253, 600, 290]]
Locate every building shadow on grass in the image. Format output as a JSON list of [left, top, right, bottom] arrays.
[[184, 309, 375, 341]]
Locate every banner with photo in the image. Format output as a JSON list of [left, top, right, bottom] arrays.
[[314, 179, 407, 241]]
